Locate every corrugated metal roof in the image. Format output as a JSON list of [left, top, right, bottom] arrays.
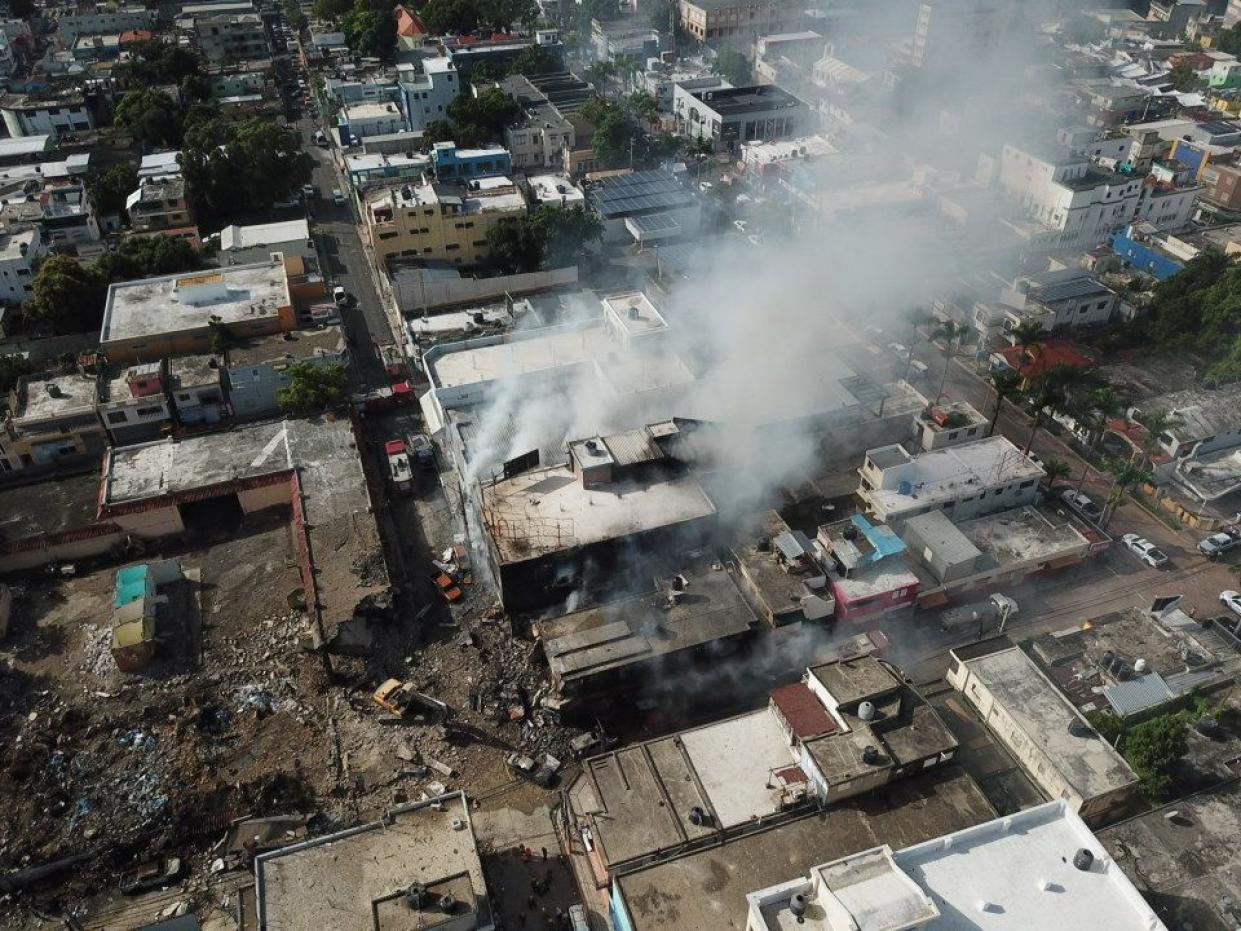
[[1165, 668, 1221, 696], [1103, 671, 1173, 717], [602, 428, 662, 467]]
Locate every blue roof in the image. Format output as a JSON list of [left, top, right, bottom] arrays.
[[851, 513, 906, 562], [115, 564, 150, 607]]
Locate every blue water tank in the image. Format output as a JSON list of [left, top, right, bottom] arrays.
[[898, 480, 912, 496]]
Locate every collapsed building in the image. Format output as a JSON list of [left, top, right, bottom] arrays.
[[97, 417, 391, 652]]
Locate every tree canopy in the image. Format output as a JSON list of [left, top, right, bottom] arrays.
[[114, 40, 204, 88], [95, 237, 203, 282], [343, 1, 397, 59], [1140, 252, 1241, 384], [427, 89, 522, 147], [86, 162, 139, 219], [179, 118, 313, 225], [485, 206, 603, 273], [1123, 714, 1187, 801], [115, 88, 184, 148], [713, 47, 751, 86], [509, 43, 559, 76], [278, 362, 349, 414], [0, 353, 33, 396], [26, 256, 109, 334]]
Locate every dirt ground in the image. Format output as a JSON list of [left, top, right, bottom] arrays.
[[0, 490, 594, 929]]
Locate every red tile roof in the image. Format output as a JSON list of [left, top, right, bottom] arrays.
[[770, 682, 836, 739], [994, 340, 1094, 379], [119, 29, 153, 44], [395, 5, 428, 38]]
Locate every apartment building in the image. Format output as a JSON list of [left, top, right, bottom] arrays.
[[225, 327, 349, 419], [429, 142, 512, 182], [672, 83, 807, 154], [364, 178, 527, 265], [996, 268, 1122, 334], [126, 177, 193, 234], [913, 0, 1010, 68], [0, 91, 95, 137], [0, 228, 40, 304], [5, 371, 108, 467], [676, 0, 802, 44], [55, 6, 155, 40], [191, 13, 269, 62], [97, 362, 172, 445], [396, 57, 460, 132], [500, 72, 589, 171]]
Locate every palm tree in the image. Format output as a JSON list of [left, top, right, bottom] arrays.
[[931, 319, 967, 403], [1133, 409, 1182, 469], [1021, 373, 1068, 456], [1083, 384, 1127, 448], [628, 90, 659, 130], [1101, 456, 1154, 528], [987, 369, 1023, 437], [1008, 320, 1046, 383], [1041, 457, 1073, 492]]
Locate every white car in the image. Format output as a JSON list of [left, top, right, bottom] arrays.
[[888, 342, 908, 356], [1059, 488, 1102, 523], [332, 285, 348, 306], [1121, 533, 1169, 569], [733, 219, 748, 232], [332, 188, 346, 205], [1221, 590, 1241, 617]]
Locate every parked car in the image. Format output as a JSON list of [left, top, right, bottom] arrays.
[[1221, 590, 1241, 617], [301, 183, 316, 199], [888, 342, 908, 357], [1199, 528, 1241, 558], [332, 188, 346, 205], [332, 285, 348, 306], [1059, 488, 1102, 523], [1121, 533, 1169, 569], [386, 439, 412, 494], [406, 432, 435, 467]]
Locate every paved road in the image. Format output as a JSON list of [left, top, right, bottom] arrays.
[[300, 123, 395, 390]]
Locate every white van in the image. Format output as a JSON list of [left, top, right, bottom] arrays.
[[333, 188, 346, 205]]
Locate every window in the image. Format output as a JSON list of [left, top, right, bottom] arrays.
[[445, 243, 460, 251], [136, 405, 163, 417], [107, 411, 127, 424], [1019, 479, 1035, 489]]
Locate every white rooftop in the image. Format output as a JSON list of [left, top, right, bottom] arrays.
[[748, 801, 1166, 931], [680, 709, 797, 827], [742, 135, 837, 165], [101, 261, 289, 345], [14, 371, 98, 423], [863, 437, 1044, 513], [343, 100, 403, 120], [957, 647, 1137, 802], [0, 134, 50, 158], [527, 173, 585, 205], [218, 218, 310, 251], [602, 291, 667, 337], [481, 462, 716, 563]]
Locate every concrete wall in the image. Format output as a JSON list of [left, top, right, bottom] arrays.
[[392, 266, 578, 312], [0, 528, 125, 573], [238, 481, 293, 513], [114, 506, 185, 538]]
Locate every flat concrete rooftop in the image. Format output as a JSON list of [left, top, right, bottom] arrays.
[[539, 562, 755, 685], [101, 260, 289, 345], [14, 372, 99, 423], [481, 464, 717, 564], [225, 325, 345, 366], [958, 647, 1138, 802], [958, 504, 1090, 569], [0, 470, 104, 544], [256, 792, 491, 929], [614, 768, 994, 931]]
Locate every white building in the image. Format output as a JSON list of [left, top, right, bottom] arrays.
[[526, 173, 584, 208], [397, 57, 461, 131], [745, 800, 1167, 931], [55, 5, 154, 40], [997, 267, 1122, 335], [997, 143, 1198, 253], [190, 13, 269, 62], [0, 93, 94, 137], [340, 101, 408, 143], [913, 0, 1009, 70], [948, 643, 1139, 824], [0, 227, 40, 303], [858, 436, 1044, 525]]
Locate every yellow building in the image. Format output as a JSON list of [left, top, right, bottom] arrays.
[[677, 0, 801, 44], [364, 178, 528, 266]]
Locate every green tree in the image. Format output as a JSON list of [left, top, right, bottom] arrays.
[[94, 237, 202, 282], [509, 43, 559, 76], [987, 368, 1022, 437], [26, 256, 109, 334], [420, 0, 480, 34], [629, 89, 660, 129], [314, 0, 353, 19], [180, 118, 313, 224], [480, 0, 539, 30], [541, 205, 603, 266], [1123, 714, 1187, 801], [930, 318, 966, 404], [1222, 22, 1241, 54], [343, 2, 397, 59], [1085, 709, 1125, 746], [86, 162, 139, 220], [1133, 408, 1181, 468], [713, 47, 751, 85], [1167, 61, 1201, 92], [443, 88, 521, 143], [277, 362, 348, 414], [285, 0, 308, 31], [8, 0, 35, 18], [0, 353, 33, 396], [485, 217, 547, 274], [1101, 456, 1154, 527], [1041, 457, 1073, 491], [584, 59, 616, 87], [114, 88, 183, 147], [115, 40, 203, 87], [1021, 365, 1074, 455]]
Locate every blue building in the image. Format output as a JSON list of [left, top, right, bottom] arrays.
[[429, 141, 512, 182], [225, 327, 349, 419], [1110, 225, 1186, 280]]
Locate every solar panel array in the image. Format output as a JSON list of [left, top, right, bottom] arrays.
[[630, 211, 681, 235], [593, 171, 696, 217]]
